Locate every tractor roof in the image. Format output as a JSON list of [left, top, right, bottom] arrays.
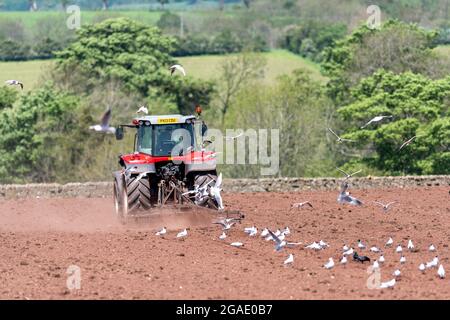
[[133, 114, 196, 125]]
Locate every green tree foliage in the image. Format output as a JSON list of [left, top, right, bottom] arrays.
[[338, 70, 450, 175], [0, 86, 18, 110], [0, 83, 99, 183], [321, 20, 447, 105], [54, 18, 214, 114], [221, 70, 334, 177]]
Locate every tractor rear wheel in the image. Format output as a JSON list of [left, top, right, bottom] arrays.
[[193, 173, 218, 208], [125, 175, 152, 213]]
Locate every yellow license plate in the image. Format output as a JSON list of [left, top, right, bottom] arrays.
[[157, 118, 178, 124]]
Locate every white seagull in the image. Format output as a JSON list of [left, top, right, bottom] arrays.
[[429, 244, 436, 252], [224, 132, 243, 140], [268, 230, 286, 252], [89, 107, 116, 134], [343, 247, 354, 256], [393, 269, 401, 277], [305, 242, 323, 251], [281, 227, 291, 236], [343, 245, 349, 252], [396, 245, 403, 253], [399, 136, 418, 150], [260, 228, 269, 238], [169, 64, 186, 76], [219, 232, 227, 240], [319, 240, 329, 248], [358, 240, 366, 250], [327, 128, 355, 143], [373, 260, 380, 270], [407, 240, 414, 251], [336, 167, 362, 180], [340, 256, 348, 265], [437, 264, 445, 279], [136, 105, 148, 114], [360, 115, 393, 129], [419, 263, 426, 273], [291, 201, 313, 209], [379, 255, 385, 263], [213, 219, 235, 230], [370, 246, 380, 253], [230, 242, 244, 248], [324, 258, 335, 270], [176, 229, 188, 239], [400, 255, 406, 264], [380, 278, 396, 289], [210, 173, 224, 210], [373, 201, 397, 212], [5, 79, 23, 89], [284, 254, 294, 266], [155, 227, 167, 236], [426, 256, 439, 269], [385, 237, 394, 247]]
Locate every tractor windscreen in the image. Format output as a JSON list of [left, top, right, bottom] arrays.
[[137, 123, 194, 157]]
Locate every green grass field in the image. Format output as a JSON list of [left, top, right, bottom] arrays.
[[0, 50, 326, 91], [434, 45, 450, 56]]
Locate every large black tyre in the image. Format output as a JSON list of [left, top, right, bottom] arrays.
[[193, 173, 218, 208], [125, 175, 152, 212]]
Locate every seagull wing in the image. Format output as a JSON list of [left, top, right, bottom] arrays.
[[336, 167, 350, 178], [268, 229, 281, 245], [19, 82, 24, 90], [327, 128, 340, 139], [100, 107, 112, 127]]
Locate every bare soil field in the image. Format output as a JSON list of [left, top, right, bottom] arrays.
[[0, 186, 448, 300]]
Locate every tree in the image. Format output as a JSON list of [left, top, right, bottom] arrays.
[[216, 52, 266, 122], [0, 86, 18, 110], [54, 18, 214, 115], [322, 20, 446, 105], [337, 70, 450, 175]]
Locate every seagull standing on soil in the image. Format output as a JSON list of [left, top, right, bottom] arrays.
[[324, 258, 335, 270], [306, 242, 323, 251], [169, 64, 186, 76], [393, 269, 401, 278], [219, 232, 227, 240], [396, 245, 403, 253], [437, 264, 445, 279], [176, 229, 188, 239], [343, 245, 349, 252], [292, 201, 313, 209], [358, 240, 366, 250], [155, 227, 167, 236], [340, 256, 348, 266], [370, 246, 380, 253], [5, 79, 23, 89], [360, 115, 393, 129], [327, 128, 355, 143], [281, 227, 291, 236], [419, 263, 426, 273], [380, 278, 396, 289], [343, 247, 354, 256], [400, 255, 406, 264], [407, 240, 415, 251], [136, 105, 149, 115], [89, 107, 116, 134], [429, 244, 436, 252], [373, 201, 397, 212], [372, 260, 380, 270], [385, 237, 394, 247], [230, 242, 244, 248], [284, 254, 294, 266], [426, 256, 439, 269], [379, 255, 385, 264], [319, 240, 329, 248], [260, 228, 269, 238]]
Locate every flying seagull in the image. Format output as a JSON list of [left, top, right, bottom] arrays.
[[5, 79, 23, 90], [213, 220, 235, 231], [337, 181, 363, 206], [306, 241, 323, 251], [268, 229, 286, 252], [327, 128, 355, 143], [210, 173, 224, 210], [89, 107, 116, 134], [136, 106, 148, 115], [336, 167, 362, 180], [373, 201, 397, 212], [224, 132, 243, 140], [360, 115, 393, 129], [170, 64, 186, 76], [155, 227, 167, 236], [399, 136, 418, 150], [291, 201, 313, 209]]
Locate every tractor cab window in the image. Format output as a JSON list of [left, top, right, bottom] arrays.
[[137, 126, 152, 155]]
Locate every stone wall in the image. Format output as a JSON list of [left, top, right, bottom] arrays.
[[0, 175, 448, 200]]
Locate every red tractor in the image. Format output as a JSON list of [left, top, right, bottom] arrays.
[[112, 112, 236, 223]]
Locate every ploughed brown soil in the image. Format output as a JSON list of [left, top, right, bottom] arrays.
[[0, 186, 449, 300]]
